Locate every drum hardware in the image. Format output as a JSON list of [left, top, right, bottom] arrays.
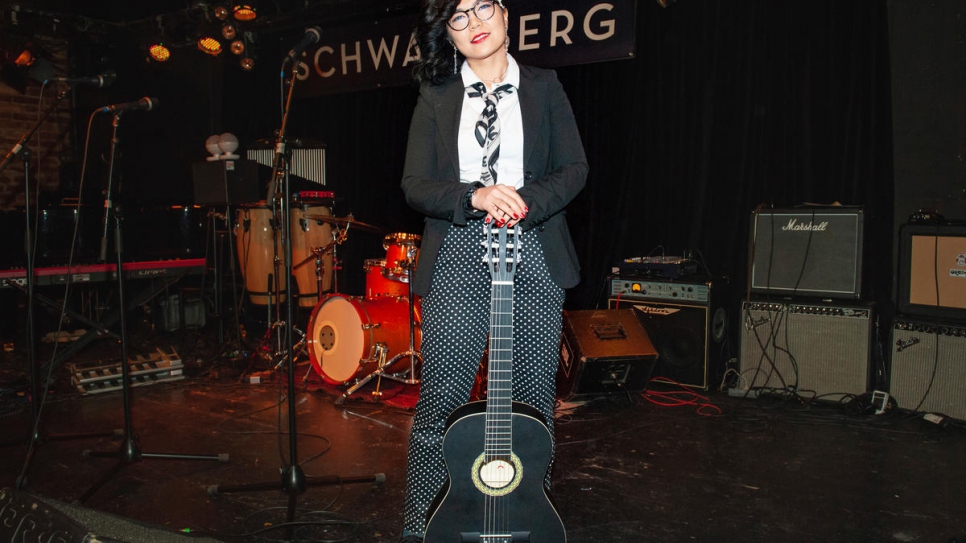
[[303, 213, 390, 235]]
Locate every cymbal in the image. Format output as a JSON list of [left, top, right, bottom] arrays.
[[304, 214, 389, 234]]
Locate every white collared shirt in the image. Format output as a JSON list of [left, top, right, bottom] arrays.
[[458, 54, 524, 189]]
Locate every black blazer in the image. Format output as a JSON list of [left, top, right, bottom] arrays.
[[401, 64, 588, 297]]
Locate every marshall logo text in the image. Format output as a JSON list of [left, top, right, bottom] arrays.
[[782, 219, 830, 232]]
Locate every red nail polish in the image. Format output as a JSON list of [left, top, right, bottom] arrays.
[[513, 213, 519, 219], [485, 217, 492, 224]]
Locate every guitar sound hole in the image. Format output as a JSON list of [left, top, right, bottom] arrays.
[[479, 459, 514, 489]]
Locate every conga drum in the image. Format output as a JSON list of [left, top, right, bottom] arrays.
[[291, 202, 334, 307], [234, 203, 285, 305]]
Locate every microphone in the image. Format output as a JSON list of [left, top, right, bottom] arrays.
[[97, 97, 159, 115], [283, 26, 323, 63], [49, 73, 116, 88]]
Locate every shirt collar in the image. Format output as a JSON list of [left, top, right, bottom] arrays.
[[461, 53, 520, 90]]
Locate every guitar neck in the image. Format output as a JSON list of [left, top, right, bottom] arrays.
[[486, 275, 514, 459]]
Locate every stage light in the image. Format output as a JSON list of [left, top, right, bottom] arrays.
[[149, 43, 171, 62], [197, 36, 222, 56], [221, 23, 237, 40], [233, 4, 256, 22], [14, 48, 34, 67], [239, 57, 254, 71], [230, 40, 245, 55], [213, 5, 230, 21]]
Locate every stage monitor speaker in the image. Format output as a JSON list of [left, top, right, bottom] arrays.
[[897, 224, 966, 321], [191, 159, 260, 205], [738, 300, 872, 398], [557, 309, 658, 400], [750, 207, 864, 299], [608, 278, 726, 390], [890, 318, 966, 420]]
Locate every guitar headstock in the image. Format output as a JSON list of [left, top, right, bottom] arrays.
[[483, 224, 520, 281]]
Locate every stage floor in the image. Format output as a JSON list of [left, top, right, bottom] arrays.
[[0, 320, 964, 543]]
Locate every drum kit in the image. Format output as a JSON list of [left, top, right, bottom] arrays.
[[233, 191, 422, 398]]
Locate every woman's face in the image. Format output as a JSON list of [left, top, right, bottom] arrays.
[[447, 0, 509, 63]]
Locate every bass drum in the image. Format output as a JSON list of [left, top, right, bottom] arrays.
[[307, 294, 421, 385]]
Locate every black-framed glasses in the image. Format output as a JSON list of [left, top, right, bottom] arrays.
[[447, 0, 499, 31]]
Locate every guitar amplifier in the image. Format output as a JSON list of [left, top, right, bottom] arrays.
[[890, 317, 966, 420], [608, 276, 727, 390], [557, 309, 659, 400], [750, 207, 864, 299], [739, 299, 873, 398]]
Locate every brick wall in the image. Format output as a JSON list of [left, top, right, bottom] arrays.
[[0, 42, 71, 210]]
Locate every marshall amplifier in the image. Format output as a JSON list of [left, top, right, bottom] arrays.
[[558, 309, 659, 400], [750, 206, 864, 299]]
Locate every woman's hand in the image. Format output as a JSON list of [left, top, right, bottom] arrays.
[[471, 184, 528, 228]]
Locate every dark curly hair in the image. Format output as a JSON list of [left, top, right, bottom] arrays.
[[410, 0, 506, 86], [410, 0, 461, 86]]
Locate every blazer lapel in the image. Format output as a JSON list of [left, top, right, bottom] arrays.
[[518, 66, 542, 177], [436, 79, 466, 181]]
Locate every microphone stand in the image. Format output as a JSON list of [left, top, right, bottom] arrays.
[[0, 86, 121, 490], [78, 110, 228, 503], [207, 58, 383, 539]]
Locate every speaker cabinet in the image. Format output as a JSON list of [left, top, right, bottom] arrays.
[[558, 309, 658, 400], [890, 318, 966, 420], [750, 207, 864, 299], [897, 224, 966, 321], [608, 277, 726, 390], [191, 159, 260, 205], [739, 300, 872, 397]]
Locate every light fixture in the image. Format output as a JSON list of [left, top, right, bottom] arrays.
[[149, 43, 171, 62], [205, 135, 223, 161], [13, 48, 34, 67], [213, 5, 230, 21], [218, 133, 240, 159], [148, 16, 172, 63], [233, 4, 256, 22], [221, 23, 237, 40], [206, 133, 241, 160], [1, 41, 54, 93], [239, 57, 254, 71], [197, 36, 223, 56], [230, 40, 245, 55]]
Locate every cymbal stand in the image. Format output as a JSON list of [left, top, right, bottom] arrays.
[[338, 258, 422, 402], [207, 55, 382, 537], [79, 110, 228, 503]]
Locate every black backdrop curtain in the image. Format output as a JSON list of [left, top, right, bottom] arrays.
[[210, 0, 893, 352]]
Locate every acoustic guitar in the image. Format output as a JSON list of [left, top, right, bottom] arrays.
[[424, 225, 566, 543]]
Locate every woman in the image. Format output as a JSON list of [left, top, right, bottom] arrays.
[[400, 0, 588, 540]]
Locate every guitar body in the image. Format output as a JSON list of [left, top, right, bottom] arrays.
[[424, 400, 566, 543]]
